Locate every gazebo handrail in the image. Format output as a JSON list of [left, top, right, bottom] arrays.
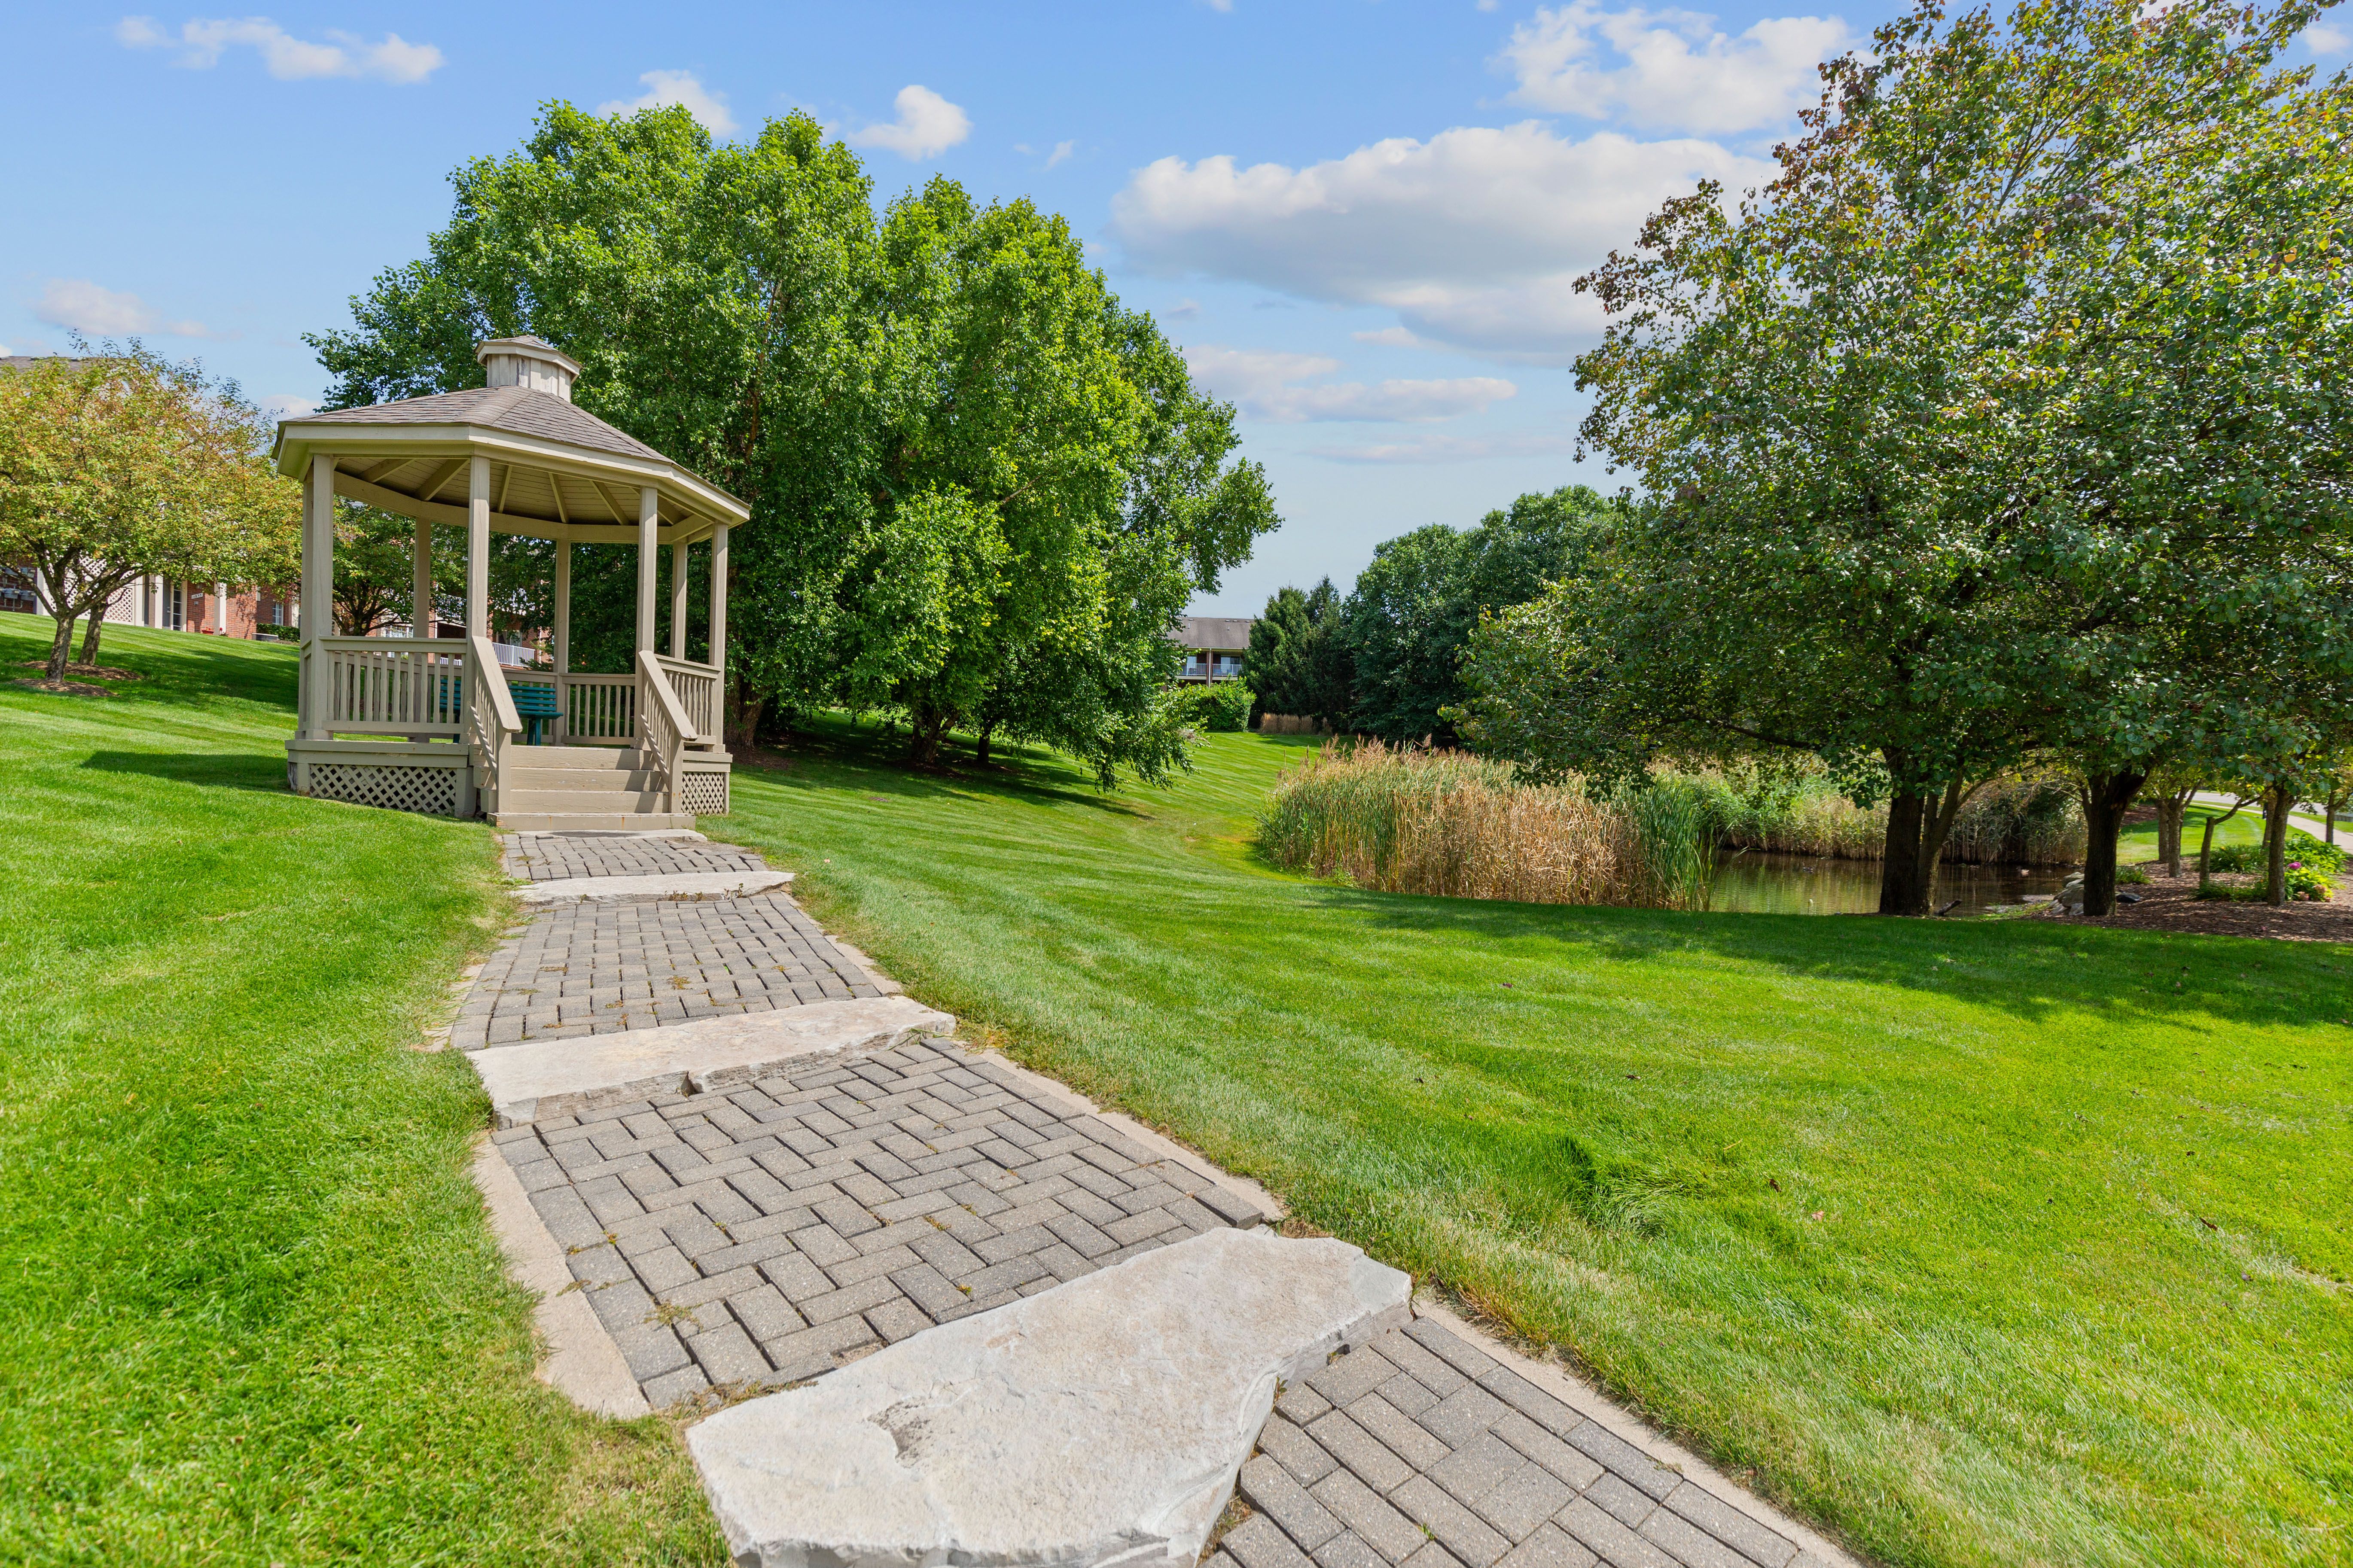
[[637, 648, 692, 796]]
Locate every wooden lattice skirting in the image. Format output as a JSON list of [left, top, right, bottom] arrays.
[[309, 761, 463, 817]]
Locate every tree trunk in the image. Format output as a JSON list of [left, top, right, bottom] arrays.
[[907, 706, 954, 768], [45, 611, 77, 683], [975, 725, 994, 765], [1878, 775, 1978, 916], [725, 674, 765, 755], [79, 608, 106, 667], [2156, 796, 2187, 876], [2264, 782, 2291, 907], [2328, 787, 2343, 847], [2079, 769, 2148, 917]]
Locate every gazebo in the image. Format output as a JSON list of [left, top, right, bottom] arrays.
[[274, 336, 752, 828]]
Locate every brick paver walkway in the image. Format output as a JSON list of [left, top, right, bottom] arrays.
[[452, 847, 883, 1050], [474, 833, 1268, 1408], [1221, 1319, 1804, 1568], [472, 832, 1837, 1568], [502, 833, 771, 881]]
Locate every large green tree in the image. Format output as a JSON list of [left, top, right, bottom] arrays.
[[310, 104, 1274, 780], [1247, 578, 1351, 724], [1341, 485, 1616, 744], [1466, 0, 2351, 915]]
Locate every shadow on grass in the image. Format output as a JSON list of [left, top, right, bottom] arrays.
[[79, 750, 290, 793], [1292, 880, 2353, 1033], [744, 717, 1152, 818]]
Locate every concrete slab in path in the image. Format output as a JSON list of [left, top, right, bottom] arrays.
[[687, 1227, 1412, 1568], [514, 868, 792, 904], [469, 995, 955, 1126]]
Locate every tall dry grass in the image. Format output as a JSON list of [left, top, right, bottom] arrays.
[[1709, 777, 2085, 865], [1254, 741, 1708, 909]]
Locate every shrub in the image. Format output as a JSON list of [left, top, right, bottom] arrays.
[[1183, 680, 1255, 733], [2206, 829, 2345, 877]]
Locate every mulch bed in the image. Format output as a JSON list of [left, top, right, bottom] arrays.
[[18, 661, 142, 682], [2052, 865, 2353, 942], [12, 678, 111, 697]]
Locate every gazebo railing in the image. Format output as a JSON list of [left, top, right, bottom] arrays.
[[466, 635, 521, 811], [637, 649, 692, 804], [560, 673, 637, 744], [654, 655, 720, 745], [316, 636, 465, 735]]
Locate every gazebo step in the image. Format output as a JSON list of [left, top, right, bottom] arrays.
[[493, 810, 698, 831], [504, 745, 646, 771], [500, 787, 670, 815], [500, 767, 663, 793]]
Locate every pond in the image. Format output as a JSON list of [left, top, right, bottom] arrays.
[[1707, 849, 2075, 916]]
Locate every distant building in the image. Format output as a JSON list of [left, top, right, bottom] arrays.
[[1176, 616, 1253, 683]]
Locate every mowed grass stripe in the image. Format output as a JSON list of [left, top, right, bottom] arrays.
[[717, 717, 2352, 1568]]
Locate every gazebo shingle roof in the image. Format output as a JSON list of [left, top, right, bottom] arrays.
[[301, 384, 664, 463]]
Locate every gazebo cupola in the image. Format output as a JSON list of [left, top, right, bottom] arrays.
[[273, 335, 753, 827]]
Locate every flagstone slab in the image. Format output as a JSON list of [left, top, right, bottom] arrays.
[[514, 868, 792, 904], [686, 1227, 1412, 1568], [468, 995, 955, 1126]]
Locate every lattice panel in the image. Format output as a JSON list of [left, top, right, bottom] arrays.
[[678, 769, 729, 816], [310, 762, 462, 818]]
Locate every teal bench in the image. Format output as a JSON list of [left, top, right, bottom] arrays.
[[509, 679, 560, 745]]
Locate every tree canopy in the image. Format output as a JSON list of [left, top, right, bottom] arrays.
[[310, 104, 1276, 784], [1459, 0, 2353, 913], [0, 345, 298, 680]]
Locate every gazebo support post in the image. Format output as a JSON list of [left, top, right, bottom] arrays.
[[670, 540, 689, 660], [411, 519, 433, 640], [552, 539, 571, 744], [710, 524, 728, 677], [298, 454, 336, 739], [635, 485, 658, 652], [466, 456, 491, 639]]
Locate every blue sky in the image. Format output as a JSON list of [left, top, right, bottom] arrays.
[[6, 3, 2344, 614]]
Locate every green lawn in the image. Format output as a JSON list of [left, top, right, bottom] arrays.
[[0, 619, 722, 1566], [712, 719, 2353, 1568], [5, 620, 2346, 1568], [2122, 803, 2268, 864]]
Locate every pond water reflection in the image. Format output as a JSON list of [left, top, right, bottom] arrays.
[[1707, 849, 2074, 916]]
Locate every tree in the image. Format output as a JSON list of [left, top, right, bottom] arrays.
[[0, 347, 299, 680], [2138, 762, 2207, 878], [1487, 0, 2350, 916], [2195, 791, 2259, 896], [310, 105, 1273, 782], [1248, 578, 1351, 724], [1343, 486, 1615, 744]]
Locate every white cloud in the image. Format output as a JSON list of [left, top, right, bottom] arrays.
[[1112, 121, 1771, 361], [116, 15, 443, 82], [1164, 298, 1202, 320], [1307, 428, 1579, 463], [1498, 3, 1848, 134], [259, 394, 318, 420], [845, 85, 971, 160], [599, 69, 736, 135], [1183, 344, 1516, 423], [34, 279, 228, 340], [2308, 20, 2350, 52], [1353, 326, 1422, 347], [1045, 138, 1077, 168]]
